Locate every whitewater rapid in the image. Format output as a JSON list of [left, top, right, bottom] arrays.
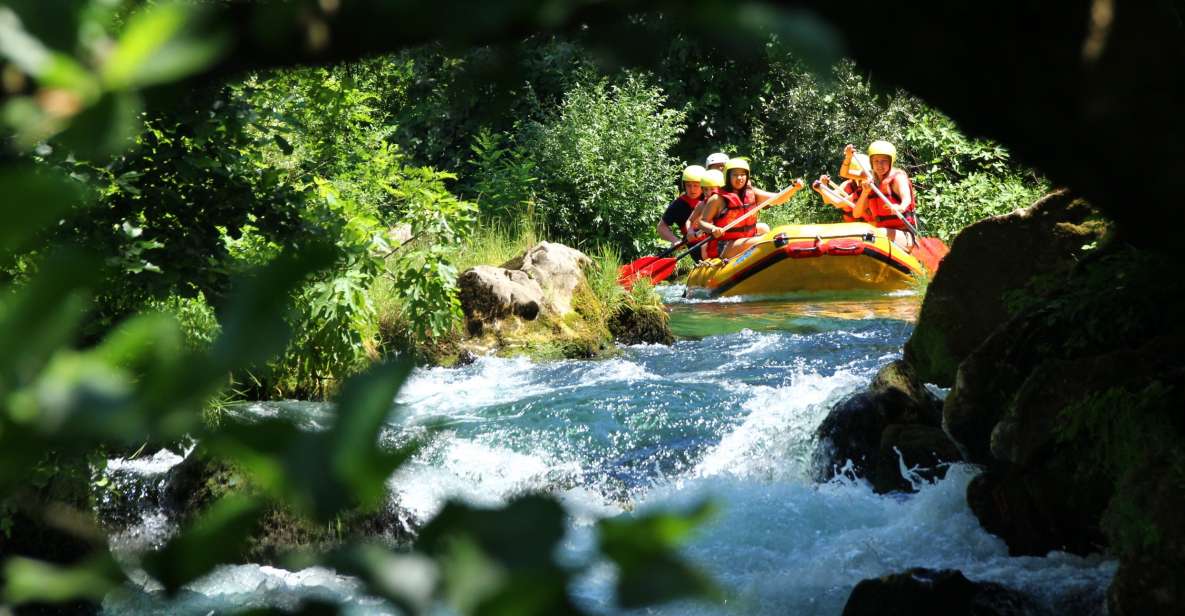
[[101, 299, 1115, 615]]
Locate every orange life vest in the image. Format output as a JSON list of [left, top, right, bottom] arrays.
[[865, 169, 917, 230]]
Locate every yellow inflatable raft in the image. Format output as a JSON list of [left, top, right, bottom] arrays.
[[684, 222, 926, 298]]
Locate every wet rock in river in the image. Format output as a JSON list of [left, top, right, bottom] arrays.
[[814, 360, 960, 493], [459, 265, 544, 332], [842, 568, 1049, 616]]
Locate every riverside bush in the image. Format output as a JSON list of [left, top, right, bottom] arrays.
[[526, 75, 686, 257]]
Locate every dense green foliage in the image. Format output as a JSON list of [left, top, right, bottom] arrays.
[[526, 75, 685, 254], [0, 2, 1054, 614]]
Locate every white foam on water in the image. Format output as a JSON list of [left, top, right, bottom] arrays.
[[568, 357, 661, 387], [105, 447, 189, 475], [103, 565, 394, 616], [576, 464, 1115, 616], [108, 512, 177, 556], [388, 433, 612, 524], [693, 369, 866, 481], [398, 355, 548, 418]]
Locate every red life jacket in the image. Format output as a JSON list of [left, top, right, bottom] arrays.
[[701, 190, 757, 259], [865, 169, 917, 230], [840, 183, 867, 223], [712, 190, 758, 240]]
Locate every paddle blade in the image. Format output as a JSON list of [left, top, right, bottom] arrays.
[[639, 258, 678, 284], [618, 257, 677, 288], [914, 237, 950, 273]]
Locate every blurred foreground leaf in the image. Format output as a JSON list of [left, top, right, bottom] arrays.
[[211, 243, 336, 372], [331, 360, 415, 507], [0, 250, 97, 398], [327, 544, 437, 615], [598, 500, 720, 608], [206, 359, 417, 522], [417, 495, 583, 615], [0, 166, 87, 258], [2, 552, 125, 605], [142, 494, 265, 594], [101, 2, 229, 90], [54, 91, 145, 160]]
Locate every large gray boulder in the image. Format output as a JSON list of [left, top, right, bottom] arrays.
[[458, 265, 544, 334], [502, 241, 591, 315]]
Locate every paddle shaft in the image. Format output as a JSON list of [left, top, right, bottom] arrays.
[[815, 177, 924, 238], [677, 180, 804, 261]]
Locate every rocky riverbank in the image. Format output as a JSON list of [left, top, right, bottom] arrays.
[[452, 241, 673, 362], [816, 190, 1185, 614]]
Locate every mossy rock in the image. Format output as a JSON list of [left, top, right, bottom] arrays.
[[164, 448, 413, 563], [904, 190, 1107, 386], [608, 305, 674, 345]]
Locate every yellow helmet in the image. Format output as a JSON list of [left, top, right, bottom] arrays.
[[700, 169, 725, 188], [682, 164, 706, 183], [867, 140, 897, 167], [847, 153, 872, 174], [724, 158, 750, 172]]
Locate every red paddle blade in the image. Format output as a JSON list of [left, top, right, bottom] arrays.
[[618, 257, 677, 288], [618, 256, 661, 287], [642, 258, 678, 284], [914, 237, 950, 273]]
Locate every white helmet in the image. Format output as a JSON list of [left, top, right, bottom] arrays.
[[705, 152, 729, 166]]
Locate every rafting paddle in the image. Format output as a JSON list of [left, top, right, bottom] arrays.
[[618, 239, 686, 286], [621, 179, 805, 287]]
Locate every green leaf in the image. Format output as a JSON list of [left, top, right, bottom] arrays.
[[326, 544, 437, 615], [331, 360, 415, 506], [418, 495, 572, 613], [54, 91, 144, 160], [142, 495, 265, 594], [597, 500, 720, 608], [0, 6, 51, 76], [0, 250, 97, 397], [101, 2, 228, 90], [0, 165, 87, 258], [3, 553, 125, 605], [211, 243, 336, 372]]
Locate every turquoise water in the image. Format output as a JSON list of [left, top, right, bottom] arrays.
[[102, 287, 1115, 615]]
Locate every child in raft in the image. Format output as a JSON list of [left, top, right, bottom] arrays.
[[692, 158, 791, 259]]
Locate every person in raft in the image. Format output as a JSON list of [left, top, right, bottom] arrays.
[[682, 167, 725, 260], [849, 140, 918, 249], [705, 152, 729, 173], [812, 152, 871, 223], [657, 165, 706, 259], [692, 157, 790, 259]]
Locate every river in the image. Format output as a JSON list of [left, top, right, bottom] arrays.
[[100, 287, 1115, 615]]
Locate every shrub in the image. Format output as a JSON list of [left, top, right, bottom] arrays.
[[526, 75, 686, 257]]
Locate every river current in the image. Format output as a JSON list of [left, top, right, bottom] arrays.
[[100, 287, 1116, 615]]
